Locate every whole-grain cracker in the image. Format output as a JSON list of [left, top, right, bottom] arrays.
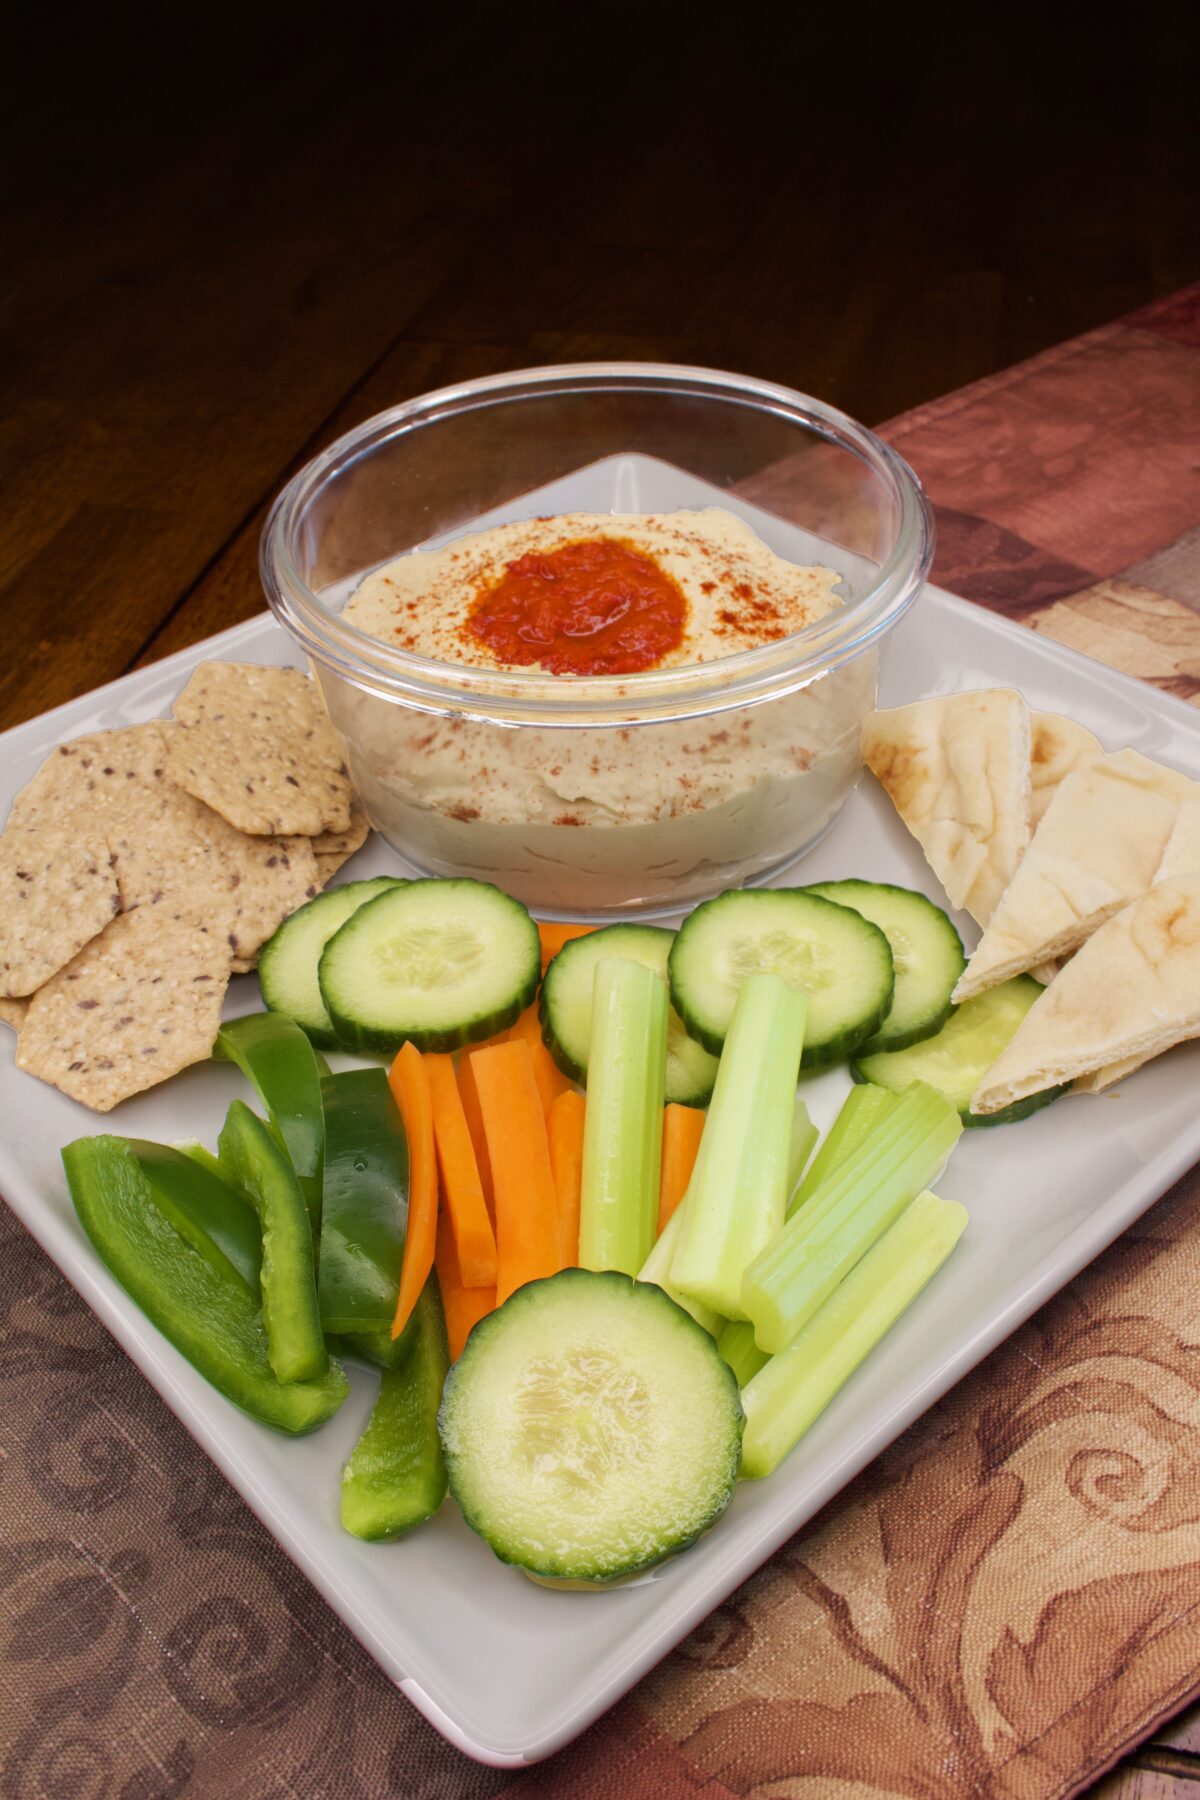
[[166, 662, 352, 837], [17, 904, 232, 1111], [0, 824, 121, 997], [0, 996, 28, 1032]]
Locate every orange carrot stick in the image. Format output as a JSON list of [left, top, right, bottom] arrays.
[[435, 1209, 495, 1361], [455, 1051, 495, 1224], [387, 1043, 437, 1339], [658, 1103, 707, 1236], [469, 1040, 561, 1305], [425, 1054, 498, 1288], [537, 920, 596, 973], [547, 1089, 586, 1268], [508, 1004, 571, 1116]]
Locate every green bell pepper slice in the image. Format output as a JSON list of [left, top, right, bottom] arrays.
[[218, 1100, 327, 1384], [341, 1277, 449, 1540], [215, 1014, 325, 1227], [127, 1138, 262, 1294], [337, 1326, 415, 1371], [64, 1136, 347, 1435], [318, 1068, 409, 1336]]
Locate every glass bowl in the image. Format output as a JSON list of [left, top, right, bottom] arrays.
[[260, 363, 933, 916]]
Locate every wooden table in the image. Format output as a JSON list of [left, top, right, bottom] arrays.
[[4, 6, 1199, 1791]]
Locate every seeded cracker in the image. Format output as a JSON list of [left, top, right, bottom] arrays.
[[0, 824, 121, 997], [17, 905, 232, 1111], [166, 662, 353, 836]]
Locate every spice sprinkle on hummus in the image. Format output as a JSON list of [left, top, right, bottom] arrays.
[[343, 510, 843, 673]]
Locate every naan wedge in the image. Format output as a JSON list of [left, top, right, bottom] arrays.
[[952, 749, 1198, 1003], [1072, 799, 1200, 1092], [1030, 711, 1103, 825], [861, 690, 1031, 925], [971, 875, 1200, 1114]]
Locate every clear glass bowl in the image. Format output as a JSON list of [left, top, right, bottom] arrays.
[[260, 363, 933, 916]]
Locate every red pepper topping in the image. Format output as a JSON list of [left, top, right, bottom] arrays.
[[466, 538, 687, 675]]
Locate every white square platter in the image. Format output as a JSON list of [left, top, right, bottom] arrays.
[[2, 455, 1199, 1768]]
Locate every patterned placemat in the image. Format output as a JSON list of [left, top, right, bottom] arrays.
[[3, 285, 1199, 1800]]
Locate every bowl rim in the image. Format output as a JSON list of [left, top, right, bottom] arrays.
[[259, 360, 934, 727]]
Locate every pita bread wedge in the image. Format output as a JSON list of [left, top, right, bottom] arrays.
[[1030, 711, 1103, 825], [861, 689, 1031, 924], [971, 875, 1200, 1114], [1071, 799, 1200, 1092], [952, 748, 1199, 1003]]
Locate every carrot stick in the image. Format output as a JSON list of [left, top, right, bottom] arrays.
[[387, 1043, 437, 1339], [508, 1004, 571, 1116], [455, 1051, 495, 1224], [425, 1054, 498, 1288], [469, 1040, 561, 1305], [547, 1089, 586, 1268], [658, 1103, 707, 1236], [537, 921, 596, 973], [434, 1209, 495, 1360]]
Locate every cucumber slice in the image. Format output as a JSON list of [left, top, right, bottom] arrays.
[[804, 880, 965, 1054], [438, 1268, 743, 1583], [668, 889, 894, 1069], [540, 924, 720, 1106], [259, 878, 405, 1047], [851, 975, 1068, 1127], [319, 878, 540, 1054]]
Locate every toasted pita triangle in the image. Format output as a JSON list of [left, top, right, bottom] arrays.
[[1071, 800, 1200, 1092], [971, 876, 1200, 1113], [1030, 711, 1102, 826], [861, 689, 1031, 925], [952, 749, 1198, 1003]]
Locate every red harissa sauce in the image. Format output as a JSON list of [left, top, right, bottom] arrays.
[[465, 537, 687, 675]]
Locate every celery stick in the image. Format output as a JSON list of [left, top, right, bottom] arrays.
[[787, 1099, 819, 1203], [717, 1318, 769, 1387], [787, 1085, 899, 1219], [741, 1190, 967, 1478], [579, 959, 668, 1276], [638, 1203, 722, 1335], [743, 1080, 960, 1352], [670, 974, 807, 1320]]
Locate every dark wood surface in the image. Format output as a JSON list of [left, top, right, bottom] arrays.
[[4, 4, 1199, 1789]]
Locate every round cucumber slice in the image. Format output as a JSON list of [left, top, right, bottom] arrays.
[[258, 877, 407, 1047], [851, 974, 1068, 1126], [804, 879, 965, 1054], [318, 878, 540, 1053], [539, 924, 720, 1106], [439, 1268, 743, 1583], [668, 888, 894, 1069]]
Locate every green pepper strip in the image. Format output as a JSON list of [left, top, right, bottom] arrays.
[[64, 1137, 347, 1435], [341, 1276, 449, 1541], [218, 1101, 327, 1384], [337, 1325, 414, 1371], [127, 1138, 262, 1295], [215, 1014, 325, 1228], [318, 1068, 409, 1337]]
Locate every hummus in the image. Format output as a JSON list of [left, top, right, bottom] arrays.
[[343, 510, 844, 671], [328, 509, 872, 912]]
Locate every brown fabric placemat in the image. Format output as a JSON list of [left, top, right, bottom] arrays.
[[3, 284, 1200, 1800]]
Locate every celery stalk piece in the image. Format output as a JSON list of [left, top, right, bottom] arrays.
[[638, 1202, 722, 1336], [670, 973, 807, 1320], [579, 958, 668, 1276], [787, 1084, 900, 1219], [787, 1099, 819, 1203], [741, 1189, 967, 1478], [717, 1318, 769, 1387], [743, 1080, 961, 1352]]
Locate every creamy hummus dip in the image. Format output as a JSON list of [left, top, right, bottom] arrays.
[[344, 510, 844, 672], [328, 509, 870, 911]]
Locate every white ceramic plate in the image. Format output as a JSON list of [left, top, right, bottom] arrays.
[[2, 467, 1199, 1768]]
